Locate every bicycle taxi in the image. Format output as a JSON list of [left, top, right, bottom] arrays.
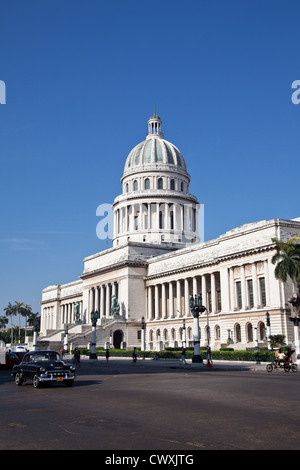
[[266, 345, 298, 373]]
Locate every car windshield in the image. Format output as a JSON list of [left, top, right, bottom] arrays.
[[30, 352, 61, 362]]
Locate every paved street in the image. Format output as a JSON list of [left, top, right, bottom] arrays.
[[1, 357, 300, 451]]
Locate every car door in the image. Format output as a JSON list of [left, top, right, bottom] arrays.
[[21, 353, 36, 380]]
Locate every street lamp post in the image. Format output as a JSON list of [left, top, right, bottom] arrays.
[[32, 319, 39, 351], [266, 312, 272, 350], [141, 316, 145, 351], [64, 325, 69, 354], [182, 318, 186, 348], [190, 294, 206, 365], [90, 310, 99, 359]]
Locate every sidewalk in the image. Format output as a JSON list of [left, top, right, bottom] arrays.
[[67, 355, 269, 372]]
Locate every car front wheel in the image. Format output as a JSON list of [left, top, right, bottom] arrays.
[[14, 373, 23, 386], [33, 374, 41, 388]]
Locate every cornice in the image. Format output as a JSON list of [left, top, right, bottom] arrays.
[[145, 245, 276, 281], [80, 259, 148, 280]]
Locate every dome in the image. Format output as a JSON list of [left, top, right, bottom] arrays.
[[122, 113, 188, 178]]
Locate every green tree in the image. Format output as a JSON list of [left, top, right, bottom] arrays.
[[272, 235, 300, 318], [14, 301, 24, 344], [0, 316, 8, 329], [269, 334, 286, 349], [21, 303, 32, 336], [4, 302, 16, 344]]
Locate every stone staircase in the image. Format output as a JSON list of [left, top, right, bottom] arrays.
[[36, 316, 130, 351]]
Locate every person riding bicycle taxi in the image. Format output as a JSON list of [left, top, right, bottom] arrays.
[[284, 347, 295, 364], [274, 348, 285, 367]]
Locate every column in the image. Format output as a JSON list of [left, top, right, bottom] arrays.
[[229, 267, 235, 310], [100, 285, 105, 318], [252, 263, 259, 308], [265, 260, 271, 306], [201, 275, 207, 309], [193, 277, 198, 296], [95, 287, 99, 315], [241, 265, 247, 310], [155, 285, 159, 320], [176, 280, 182, 316], [148, 286, 153, 321], [106, 284, 111, 316], [211, 273, 216, 314], [64, 304, 68, 325], [184, 278, 189, 316], [169, 282, 174, 318], [162, 283, 167, 319], [165, 203, 169, 230]]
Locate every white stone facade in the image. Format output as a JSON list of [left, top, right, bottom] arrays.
[[40, 114, 300, 351]]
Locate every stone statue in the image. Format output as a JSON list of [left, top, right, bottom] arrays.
[[111, 295, 120, 317], [288, 286, 300, 318], [74, 302, 80, 322]]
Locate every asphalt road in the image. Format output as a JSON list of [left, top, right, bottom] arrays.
[[1, 358, 300, 451]]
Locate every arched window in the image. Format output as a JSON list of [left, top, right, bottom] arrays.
[[246, 323, 253, 342], [180, 182, 184, 192], [215, 325, 221, 340], [125, 183, 129, 193], [170, 179, 175, 190], [133, 180, 138, 191], [144, 178, 150, 190], [258, 321, 266, 341], [157, 177, 163, 189], [235, 323, 241, 342]]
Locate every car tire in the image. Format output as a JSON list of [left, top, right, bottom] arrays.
[[33, 374, 41, 388], [14, 373, 23, 386]]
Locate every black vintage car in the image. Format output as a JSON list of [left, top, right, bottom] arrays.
[[11, 350, 76, 388]]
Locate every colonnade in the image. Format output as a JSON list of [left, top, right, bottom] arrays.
[[146, 260, 271, 322], [43, 306, 54, 331], [87, 281, 119, 323], [60, 301, 83, 326], [146, 272, 221, 321], [115, 201, 197, 236], [228, 260, 270, 311]]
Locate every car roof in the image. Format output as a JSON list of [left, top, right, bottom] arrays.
[[27, 350, 59, 354]]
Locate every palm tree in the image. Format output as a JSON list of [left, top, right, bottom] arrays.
[[14, 301, 24, 344], [21, 303, 32, 336], [0, 316, 8, 329], [4, 302, 17, 344], [272, 235, 300, 318], [271, 235, 300, 289]]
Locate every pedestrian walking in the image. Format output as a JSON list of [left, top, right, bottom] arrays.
[[181, 345, 187, 365], [132, 347, 137, 363], [73, 347, 81, 368], [105, 348, 110, 364], [60, 347, 64, 358]]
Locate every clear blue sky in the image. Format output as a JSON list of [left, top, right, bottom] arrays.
[[1, 0, 299, 321]]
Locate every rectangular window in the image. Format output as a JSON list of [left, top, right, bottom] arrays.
[[259, 277, 266, 307], [236, 281, 242, 309], [247, 279, 254, 308]]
